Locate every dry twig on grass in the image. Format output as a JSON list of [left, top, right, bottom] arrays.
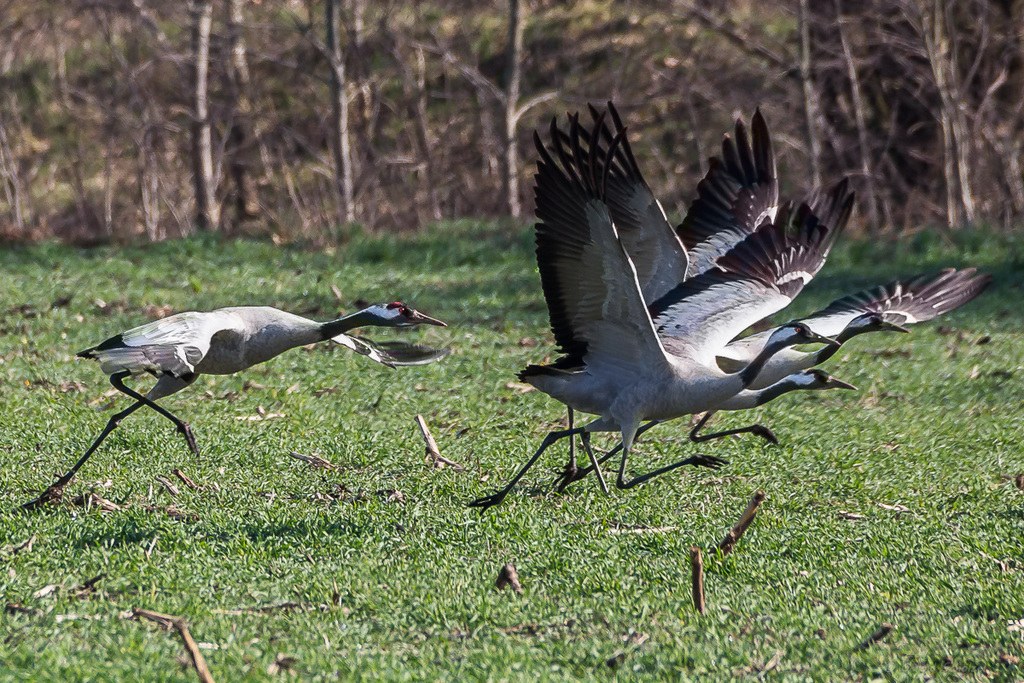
[[606, 633, 650, 669], [690, 547, 706, 614], [171, 469, 200, 490], [288, 451, 337, 469], [154, 476, 180, 497], [415, 414, 464, 470], [6, 535, 35, 555], [495, 563, 523, 595], [854, 623, 894, 651], [717, 491, 766, 556], [70, 492, 121, 512], [5, 603, 40, 616], [133, 608, 215, 683]]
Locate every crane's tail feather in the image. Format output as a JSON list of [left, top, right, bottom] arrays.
[[78, 337, 194, 378], [331, 333, 450, 367]]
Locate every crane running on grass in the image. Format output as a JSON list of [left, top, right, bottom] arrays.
[[469, 118, 852, 510], [544, 105, 991, 492], [543, 104, 784, 477], [22, 302, 448, 510], [556, 269, 992, 489]]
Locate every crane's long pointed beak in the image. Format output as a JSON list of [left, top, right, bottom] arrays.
[[411, 310, 448, 327], [831, 378, 858, 391], [809, 332, 842, 348]]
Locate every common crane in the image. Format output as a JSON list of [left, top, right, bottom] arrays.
[[22, 302, 447, 510], [469, 118, 851, 510]]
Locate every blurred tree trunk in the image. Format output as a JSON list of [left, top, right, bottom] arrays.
[[0, 110, 27, 235], [502, 0, 524, 217], [226, 0, 260, 224], [326, 0, 355, 226], [920, 0, 976, 226], [191, 0, 219, 232], [836, 7, 880, 231], [798, 0, 822, 187]]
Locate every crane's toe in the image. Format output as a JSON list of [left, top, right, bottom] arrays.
[[553, 462, 583, 493], [178, 423, 201, 456], [689, 454, 729, 470], [468, 491, 508, 511], [751, 425, 779, 445]]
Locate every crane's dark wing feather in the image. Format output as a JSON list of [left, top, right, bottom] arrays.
[[650, 180, 853, 363], [802, 267, 992, 337], [546, 103, 688, 303], [77, 312, 218, 378], [331, 334, 451, 367], [677, 109, 779, 278], [521, 116, 669, 381]]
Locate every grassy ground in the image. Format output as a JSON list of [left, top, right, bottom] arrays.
[[1, 222, 1022, 681]]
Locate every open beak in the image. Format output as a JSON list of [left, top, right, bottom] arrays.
[[410, 310, 448, 327], [830, 378, 858, 391]]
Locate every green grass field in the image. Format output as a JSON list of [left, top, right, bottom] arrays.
[[2, 223, 1022, 681]]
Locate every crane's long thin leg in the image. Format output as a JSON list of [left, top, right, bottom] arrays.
[[555, 420, 662, 492], [579, 431, 608, 494], [689, 411, 778, 445], [558, 407, 580, 485], [558, 412, 774, 491], [615, 441, 728, 490], [110, 371, 200, 456], [469, 426, 586, 511], [21, 400, 145, 511], [568, 408, 578, 476]]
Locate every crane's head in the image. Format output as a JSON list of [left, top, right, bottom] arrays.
[[791, 368, 858, 391], [368, 302, 448, 327], [846, 312, 910, 336], [771, 321, 841, 349]]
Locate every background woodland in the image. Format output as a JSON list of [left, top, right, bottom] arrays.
[[0, 0, 1022, 243]]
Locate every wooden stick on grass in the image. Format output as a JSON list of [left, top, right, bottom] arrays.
[[717, 490, 766, 556], [854, 623, 894, 651], [154, 476, 179, 497], [495, 563, 523, 595], [133, 608, 215, 683], [288, 451, 337, 469], [171, 468, 199, 490], [415, 415, 464, 471], [690, 547, 706, 614]]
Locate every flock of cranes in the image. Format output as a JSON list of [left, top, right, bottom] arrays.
[[20, 103, 990, 513]]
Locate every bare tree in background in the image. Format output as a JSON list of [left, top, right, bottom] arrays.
[[326, 0, 356, 226], [918, 0, 976, 227], [0, 108, 27, 236], [502, 0, 525, 217], [191, 0, 219, 232], [226, 0, 260, 226], [2, 0, 1024, 240], [835, 4, 879, 231], [798, 0, 822, 186]]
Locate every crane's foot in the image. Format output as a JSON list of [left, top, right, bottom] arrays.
[[690, 454, 729, 470], [750, 425, 778, 445], [468, 489, 510, 512], [553, 462, 589, 493], [20, 473, 75, 512], [179, 423, 200, 457]]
